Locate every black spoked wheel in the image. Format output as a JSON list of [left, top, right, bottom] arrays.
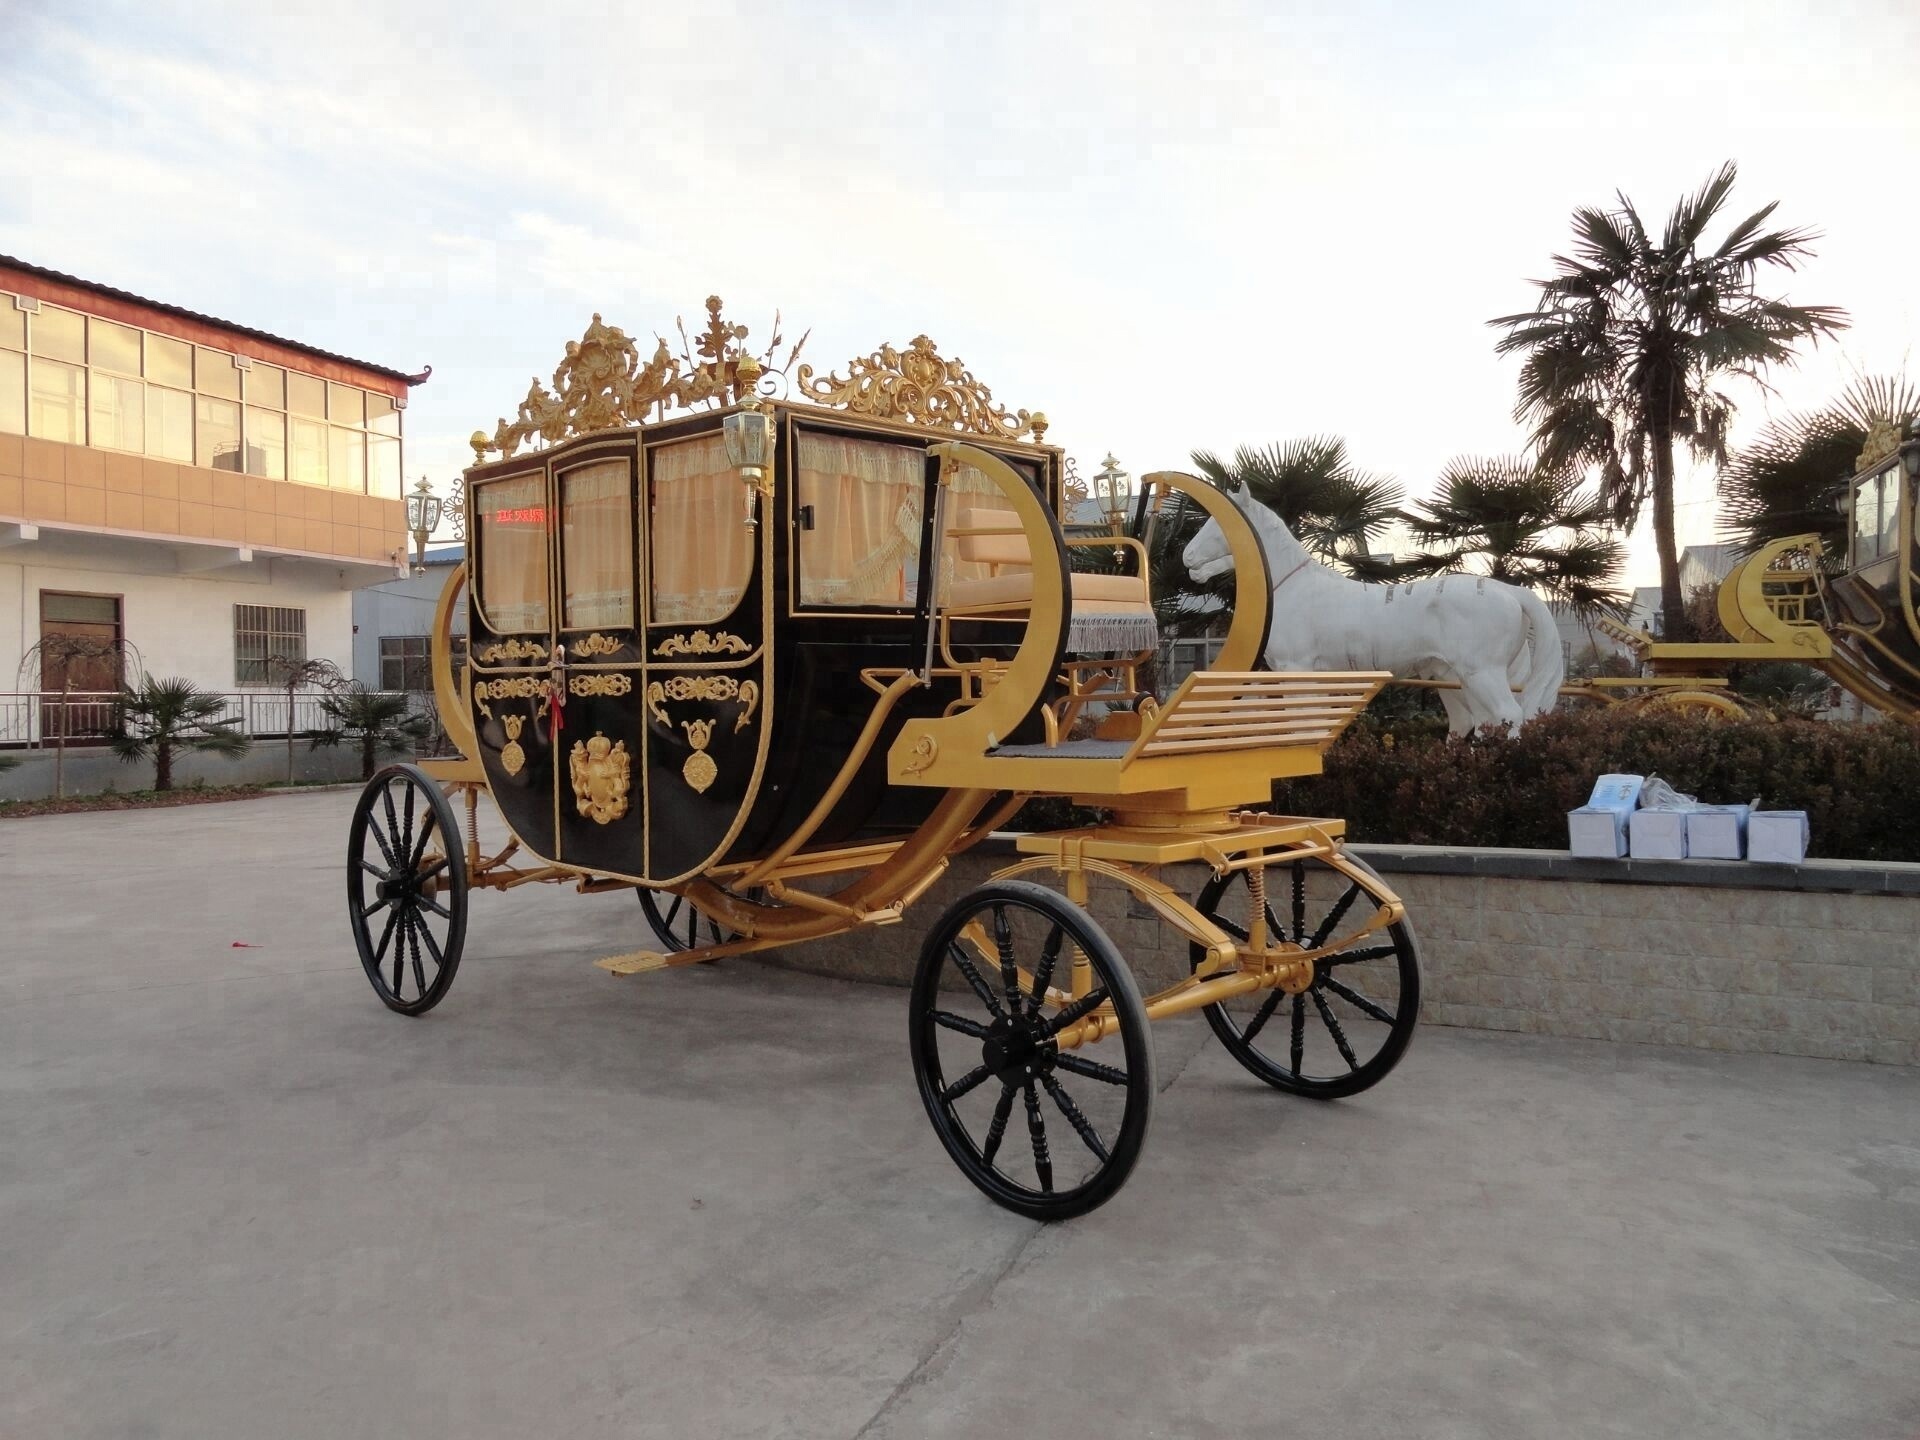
[[637, 887, 728, 953], [347, 764, 468, 1015], [910, 881, 1154, 1221], [1191, 854, 1419, 1098]]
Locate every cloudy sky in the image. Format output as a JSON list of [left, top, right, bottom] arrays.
[[5, 0, 1916, 583]]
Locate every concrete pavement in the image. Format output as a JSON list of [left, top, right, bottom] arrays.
[[2, 791, 1916, 1439]]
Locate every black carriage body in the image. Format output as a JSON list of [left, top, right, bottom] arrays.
[[461, 405, 1062, 886]]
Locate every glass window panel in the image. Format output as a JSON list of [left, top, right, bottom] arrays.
[[1875, 468, 1899, 562], [88, 319, 142, 375], [475, 475, 550, 633], [233, 604, 306, 685], [248, 363, 285, 411], [246, 407, 285, 479], [145, 386, 192, 461], [328, 383, 364, 427], [379, 635, 433, 691], [561, 460, 633, 630], [89, 371, 144, 453], [651, 435, 754, 624], [195, 347, 241, 400], [367, 433, 401, 499], [32, 306, 85, 364], [196, 395, 242, 471], [1853, 473, 1882, 563], [366, 392, 400, 436], [43, 592, 120, 624], [793, 432, 952, 609], [28, 358, 85, 443], [328, 426, 365, 492], [0, 297, 23, 351], [146, 334, 192, 388], [0, 350, 22, 434], [290, 416, 328, 486], [287, 371, 326, 417]]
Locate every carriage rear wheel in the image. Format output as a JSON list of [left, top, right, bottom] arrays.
[[347, 764, 468, 1015], [910, 881, 1154, 1221], [637, 888, 729, 952], [1190, 855, 1418, 1098]]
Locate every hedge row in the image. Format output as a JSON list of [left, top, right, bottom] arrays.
[[1274, 708, 1920, 862]]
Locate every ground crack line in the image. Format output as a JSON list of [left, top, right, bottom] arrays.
[[846, 1221, 1049, 1439]]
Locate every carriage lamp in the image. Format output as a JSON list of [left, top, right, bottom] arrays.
[[1094, 453, 1132, 533], [406, 475, 444, 574], [723, 398, 777, 527]]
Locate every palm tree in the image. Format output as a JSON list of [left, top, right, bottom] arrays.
[[1720, 374, 1920, 560], [1490, 161, 1846, 640], [109, 676, 249, 791], [1402, 456, 1629, 616], [313, 683, 432, 780], [262, 655, 343, 785]]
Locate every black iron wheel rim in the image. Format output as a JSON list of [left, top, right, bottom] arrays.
[[1189, 857, 1419, 1099], [637, 887, 728, 953], [346, 764, 467, 1015], [910, 880, 1153, 1221]]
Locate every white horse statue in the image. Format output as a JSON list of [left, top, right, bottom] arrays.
[[1183, 489, 1565, 733]]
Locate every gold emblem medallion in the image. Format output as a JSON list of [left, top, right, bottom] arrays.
[[500, 714, 527, 776], [681, 718, 718, 793], [568, 732, 632, 824]]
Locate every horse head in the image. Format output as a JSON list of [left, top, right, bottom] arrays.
[[1183, 513, 1236, 583]]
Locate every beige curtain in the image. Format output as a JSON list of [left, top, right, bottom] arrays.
[[796, 438, 1003, 607], [561, 460, 633, 629], [475, 474, 549, 633], [651, 434, 754, 625]]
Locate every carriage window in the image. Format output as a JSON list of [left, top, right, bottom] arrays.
[[1874, 467, 1899, 563], [796, 434, 922, 607], [1854, 467, 1896, 565], [560, 459, 633, 630], [650, 434, 752, 625], [475, 475, 550, 633]]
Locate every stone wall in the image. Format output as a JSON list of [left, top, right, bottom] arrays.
[[760, 840, 1920, 1067]]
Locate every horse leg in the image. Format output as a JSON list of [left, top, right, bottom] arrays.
[[1458, 666, 1524, 730]]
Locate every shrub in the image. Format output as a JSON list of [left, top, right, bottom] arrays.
[[1275, 708, 1920, 861]]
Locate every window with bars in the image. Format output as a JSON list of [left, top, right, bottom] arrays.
[[234, 604, 307, 685], [379, 635, 435, 692]]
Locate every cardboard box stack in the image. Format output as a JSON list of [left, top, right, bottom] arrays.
[[1567, 776, 1807, 864]]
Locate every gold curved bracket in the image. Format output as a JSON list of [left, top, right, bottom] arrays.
[[1139, 471, 1274, 673]]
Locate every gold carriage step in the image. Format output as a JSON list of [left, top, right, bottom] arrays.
[[893, 669, 1389, 810]]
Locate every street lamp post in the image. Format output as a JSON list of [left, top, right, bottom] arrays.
[[405, 475, 444, 575], [1094, 452, 1132, 534]]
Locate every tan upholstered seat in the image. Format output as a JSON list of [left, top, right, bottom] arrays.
[[948, 569, 1149, 609], [947, 507, 1156, 648]]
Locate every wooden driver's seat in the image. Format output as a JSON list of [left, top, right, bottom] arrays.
[[944, 506, 1160, 738]]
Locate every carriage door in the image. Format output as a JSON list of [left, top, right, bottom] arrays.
[[635, 430, 773, 884]]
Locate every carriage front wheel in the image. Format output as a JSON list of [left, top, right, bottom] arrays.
[[910, 881, 1154, 1221], [347, 764, 468, 1015]]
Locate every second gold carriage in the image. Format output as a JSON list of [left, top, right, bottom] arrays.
[[345, 303, 1421, 1219]]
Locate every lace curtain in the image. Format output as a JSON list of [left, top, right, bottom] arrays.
[[651, 434, 755, 625], [560, 460, 633, 629], [474, 474, 549, 633]]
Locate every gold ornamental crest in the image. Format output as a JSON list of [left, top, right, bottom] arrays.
[[569, 731, 632, 824]]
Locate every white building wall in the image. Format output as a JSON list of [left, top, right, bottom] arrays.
[[1, 549, 353, 695]]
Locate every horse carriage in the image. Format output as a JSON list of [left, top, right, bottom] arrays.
[[344, 301, 1420, 1218]]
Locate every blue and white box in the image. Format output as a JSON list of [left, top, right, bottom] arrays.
[[1568, 774, 1645, 858], [1748, 810, 1810, 864], [1686, 804, 1751, 861], [1629, 807, 1690, 860]]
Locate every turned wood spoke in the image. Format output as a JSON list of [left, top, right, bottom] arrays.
[[415, 856, 449, 882], [359, 858, 389, 880], [948, 943, 1008, 1022], [1289, 994, 1305, 1074], [1239, 990, 1285, 1046], [1318, 942, 1399, 968], [405, 912, 427, 999], [367, 797, 400, 869], [1322, 975, 1395, 1024], [1047, 986, 1111, 1036], [1052, 1052, 1128, 1085], [417, 895, 453, 920], [408, 805, 438, 870], [1040, 1073, 1109, 1162], [400, 781, 416, 869], [1311, 988, 1361, 1070], [942, 1063, 995, 1104], [360, 897, 390, 919], [981, 1083, 1017, 1166], [991, 903, 1022, 1009], [1023, 1081, 1053, 1193], [1307, 883, 1363, 950], [1290, 862, 1306, 943], [412, 912, 446, 971], [370, 905, 401, 969], [1029, 924, 1064, 1018], [930, 1010, 992, 1040]]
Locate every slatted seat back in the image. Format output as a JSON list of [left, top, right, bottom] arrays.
[[1125, 670, 1389, 762]]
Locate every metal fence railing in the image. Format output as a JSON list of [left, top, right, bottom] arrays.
[[0, 689, 400, 749]]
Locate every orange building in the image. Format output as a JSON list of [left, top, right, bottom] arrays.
[[0, 256, 427, 729]]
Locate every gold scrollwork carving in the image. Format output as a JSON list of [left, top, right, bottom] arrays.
[[476, 638, 549, 664], [796, 335, 1047, 442], [571, 633, 623, 658], [654, 630, 751, 658], [569, 732, 632, 824], [569, 673, 633, 698], [681, 718, 718, 794], [902, 735, 939, 774], [473, 675, 550, 720], [735, 680, 759, 734], [500, 714, 527, 776]]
